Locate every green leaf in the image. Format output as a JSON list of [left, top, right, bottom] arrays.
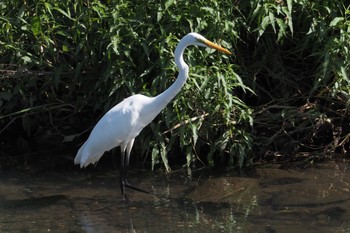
[[258, 16, 270, 39], [269, 12, 276, 33], [340, 66, 349, 82], [52, 7, 73, 20], [330, 17, 344, 27], [165, 0, 175, 10], [30, 16, 42, 37], [160, 141, 171, 173], [276, 18, 286, 41], [282, 6, 293, 35], [201, 7, 214, 14], [185, 148, 192, 168], [151, 146, 159, 171], [191, 123, 198, 145], [251, 2, 262, 22], [261, 16, 270, 30], [286, 0, 293, 14]]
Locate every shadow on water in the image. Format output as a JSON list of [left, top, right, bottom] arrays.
[[1, 162, 350, 232]]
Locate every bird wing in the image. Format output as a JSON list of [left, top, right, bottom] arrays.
[[75, 96, 147, 167]]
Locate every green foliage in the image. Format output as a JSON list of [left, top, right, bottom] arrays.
[[0, 0, 253, 170], [305, 2, 350, 96], [1, 0, 349, 170], [239, 0, 350, 159]]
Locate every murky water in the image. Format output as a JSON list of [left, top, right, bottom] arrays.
[[1, 162, 350, 233]]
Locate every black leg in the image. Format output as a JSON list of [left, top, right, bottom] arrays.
[[123, 160, 152, 195], [119, 151, 152, 196], [120, 151, 127, 196]]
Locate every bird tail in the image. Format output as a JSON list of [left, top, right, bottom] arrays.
[[74, 141, 104, 168], [74, 141, 86, 168]]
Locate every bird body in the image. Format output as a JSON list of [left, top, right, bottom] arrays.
[[75, 94, 156, 167], [74, 33, 231, 195]]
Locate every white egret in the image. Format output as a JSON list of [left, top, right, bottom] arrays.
[[74, 32, 231, 196]]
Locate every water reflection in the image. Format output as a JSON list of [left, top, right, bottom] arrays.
[[1, 162, 350, 232]]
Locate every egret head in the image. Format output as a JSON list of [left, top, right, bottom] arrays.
[[185, 32, 232, 55]]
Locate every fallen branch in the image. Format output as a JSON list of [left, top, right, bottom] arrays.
[[163, 112, 209, 135]]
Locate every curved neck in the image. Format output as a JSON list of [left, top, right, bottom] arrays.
[[153, 39, 189, 109]]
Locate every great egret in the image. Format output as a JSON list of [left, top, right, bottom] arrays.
[[74, 32, 231, 196]]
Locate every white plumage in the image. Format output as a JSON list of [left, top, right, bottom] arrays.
[[75, 94, 155, 167]]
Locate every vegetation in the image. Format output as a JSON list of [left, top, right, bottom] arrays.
[[0, 0, 349, 171]]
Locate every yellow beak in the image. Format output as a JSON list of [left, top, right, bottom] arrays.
[[203, 39, 232, 55]]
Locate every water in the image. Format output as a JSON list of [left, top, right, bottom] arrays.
[[1, 162, 350, 232]]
